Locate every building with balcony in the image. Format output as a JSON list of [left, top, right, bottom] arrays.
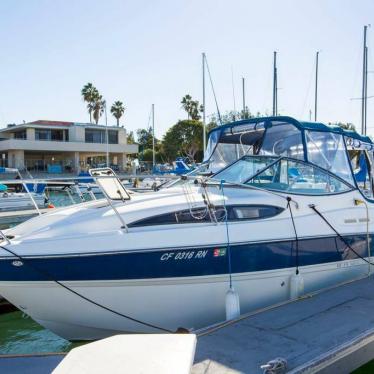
[[0, 120, 138, 173]]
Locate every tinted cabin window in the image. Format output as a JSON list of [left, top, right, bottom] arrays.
[[129, 205, 284, 227], [231, 206, 283, 220]]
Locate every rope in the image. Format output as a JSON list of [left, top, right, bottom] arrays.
[[287, 197, 299, 275], [181, 179, 209, 220], [0, 244, 173, 333], [309, 204, 374, 266], [260, 357, 288, 374], [220, 180, 233, 288], [204, 55, 222, 124]]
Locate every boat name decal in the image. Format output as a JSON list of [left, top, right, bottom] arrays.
[[160, 249, 209, 261]]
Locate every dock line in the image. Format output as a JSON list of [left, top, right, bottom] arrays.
[[0, 244, 174, 333]]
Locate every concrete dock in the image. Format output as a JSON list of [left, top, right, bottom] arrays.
[[2, 275, 374, 373], [0, 353, 64, 374]]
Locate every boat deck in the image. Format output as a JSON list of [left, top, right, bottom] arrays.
[[2, 275, 374, 373]]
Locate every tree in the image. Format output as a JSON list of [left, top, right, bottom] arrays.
[[181, 95, 203, 120], [330, 122, 356, 131], [209, 108, 260, 127], [136, 127, 155, 150], [127, 131, 135, 144], [141, 148, 165, 163], [92, 94, 106, 124], [162, 120, 203, 162], [111, 101, 125, 126], [81, 83, 99, 123]]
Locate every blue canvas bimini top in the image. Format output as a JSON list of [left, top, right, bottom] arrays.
[[208, 116, 372, 144]]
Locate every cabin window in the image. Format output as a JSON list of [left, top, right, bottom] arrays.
[[129, 205, 284, 227], [205, 123, 265, 172], [305, 131, 354, 185], [231, 206, 283, 220], [348, 149, 373, 199], [203, 129, 220, 162], [247, 159, 352, 195], [259, 123, 304, 160]]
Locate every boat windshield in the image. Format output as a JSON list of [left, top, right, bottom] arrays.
[[212, 156, 279, 184], [212, 156, 353, 195]]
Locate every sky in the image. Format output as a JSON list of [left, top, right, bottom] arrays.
[[0, 0, 373, 138]]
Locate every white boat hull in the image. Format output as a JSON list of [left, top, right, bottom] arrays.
[[0, 259, 369, 340]]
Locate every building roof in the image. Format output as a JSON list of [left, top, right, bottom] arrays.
[[0, 120, 123, 132], [28, 120, 74, 127]]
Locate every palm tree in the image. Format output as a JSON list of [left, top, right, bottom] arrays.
[[92, 94, 106, 124], [181, 94, 193, 119], [181, 95, 202, 120], [81, 83, 99, 123], [110, 101, 125, 126]]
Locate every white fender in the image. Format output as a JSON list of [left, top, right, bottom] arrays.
[[225, 287, 240, 321], [290, 272, 304, 300]]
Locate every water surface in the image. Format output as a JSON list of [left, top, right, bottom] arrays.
[[0, 189, 97, 354]]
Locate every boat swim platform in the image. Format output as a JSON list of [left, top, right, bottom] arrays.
[[2, 275, 374, 373]]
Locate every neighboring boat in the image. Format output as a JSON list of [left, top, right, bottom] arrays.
[[0, 116, 373, 340], [0, 168, 47, 211], [0, 191, 46, 211], [76, 183, 102, 195]]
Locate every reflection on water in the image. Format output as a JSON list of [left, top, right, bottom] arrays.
[[0, 311, 75, 354], [0, 189, 97, 354]]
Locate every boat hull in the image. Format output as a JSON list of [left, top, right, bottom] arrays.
[[0, 258, 369, 340]]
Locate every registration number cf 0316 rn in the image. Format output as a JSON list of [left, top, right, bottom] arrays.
[[160, 250, 208, 261]]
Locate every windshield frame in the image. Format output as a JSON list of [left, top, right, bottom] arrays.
[[212, 154, 356, 194]]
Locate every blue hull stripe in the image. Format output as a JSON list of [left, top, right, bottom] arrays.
[[0, 234, 369, 281]]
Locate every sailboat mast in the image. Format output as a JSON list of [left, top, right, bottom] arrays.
[[152, 104, 155, 171], [202, 53, 206, 151], [314, 51, 319, 122], [365, 45, 368, 135], [242, 77, 246, 114], [362, 25, 368, 135], [105, 102, 109, 167], [273, 51, 277, 116]]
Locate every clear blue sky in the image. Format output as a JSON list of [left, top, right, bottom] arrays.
[[0, 0, 373, 138]]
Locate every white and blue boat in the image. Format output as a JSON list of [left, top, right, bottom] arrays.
[[0, 116, 373, 340], [0, 167, 47, 211]]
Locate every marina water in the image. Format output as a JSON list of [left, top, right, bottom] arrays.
[[0, 190, 98, 354]]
